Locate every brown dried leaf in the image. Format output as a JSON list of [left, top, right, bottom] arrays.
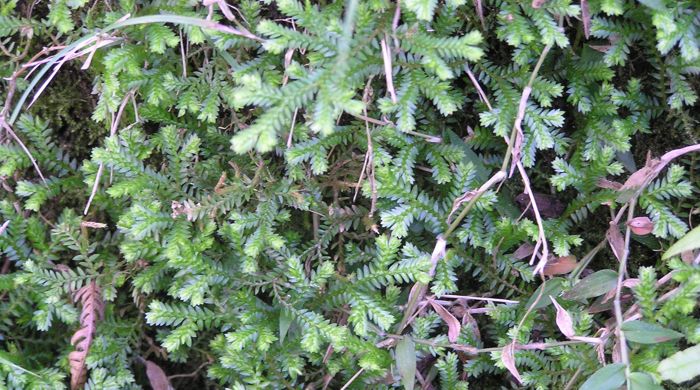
[[543, 255, 578, 276], [69, 281, 104, 390], [589, 44, 612, 53], [627, 217, 654, 236], [515, 192, 565, 219], [144, 360, 172, 390], [622, 278, 640, 288], [550, 296, 575, 338], [501, 343, 522, 384], [596, 178, 623, 191], [460, 307, 482, 344], [616, 158, 662, 202], [581, 0, 591, 38], [512, 243, 535, 260], [606, 223, 625, 262], [430, 300, 461, 343]]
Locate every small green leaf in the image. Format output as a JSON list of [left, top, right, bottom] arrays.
[[580, 363, 626, 390], [629, 372, 663, 390], [637, 0, 666, 11], [526, 277, 564, 309], [662, 225, 700, 259], [396, 337, 416, 390], [658, 344, 700, 384], [621, 320, 683, 344], [279, 309, 293, 344], [564, 270, 617, 301]]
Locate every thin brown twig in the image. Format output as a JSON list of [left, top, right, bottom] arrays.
[[167, 361, 211, 380], [613, 199, 635, 381]]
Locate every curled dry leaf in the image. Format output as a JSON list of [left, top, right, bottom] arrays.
[[543, 255, 577, 276], [501, 343, 522, 384], [581, 0, 591, 38], [429, 300, 461, 343], [550, 296, 575, 338], [627, 217, 654, 235], [144, 360, 172, 390], [606, 223, 625, 262], [69, 280, 104, 390]]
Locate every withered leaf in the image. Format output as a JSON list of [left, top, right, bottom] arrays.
[[581, 0, 591, 38], [516, 192, 565, 219], [550, 296, 575, 338], [145, 360, 172, 390], [512, 243, 535, 260], [606, 223, 625, 262], [627, 217, 654, 236], [616, 158, 662, 202], [543, 255, 578, 276], [501, 343, 522, 384], [430, 300, 461, 343]]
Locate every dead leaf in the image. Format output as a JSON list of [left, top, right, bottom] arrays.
[[596, 178, 622, 191], [681, 250, 696, 264], [543, 255, 578, 276], [581, 0, 591, 38], [515, 192, 565, 219], [551, 296, 575, 338], [460, 308, 482, 344], [589, 44, 612, 53], [430, 300, 461, 343], [69, 281, 104, 390], [622, 278, 640, 288], [501, 343, 522, 384], [144, 360, 172, 390], [606, 223, 625, 262], [627, 217, 654, 236], [512, 243, 535, 260], [616, 158, 662, 202]]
